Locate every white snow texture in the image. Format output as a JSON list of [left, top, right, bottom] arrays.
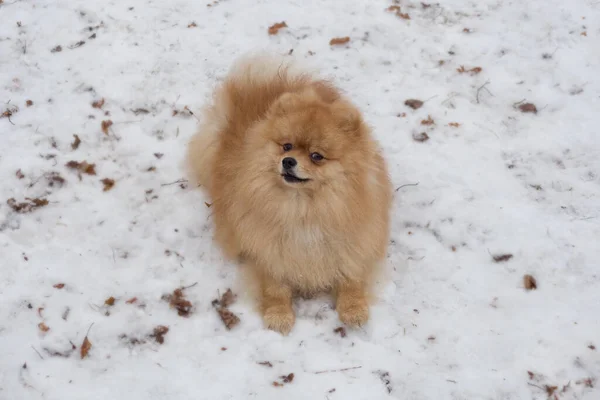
[[1, 0, 599, 399]]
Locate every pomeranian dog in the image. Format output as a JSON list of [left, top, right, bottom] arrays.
[[187, 53, 392, 334]]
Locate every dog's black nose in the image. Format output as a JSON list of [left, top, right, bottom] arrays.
[[282, 157, 297, 170]]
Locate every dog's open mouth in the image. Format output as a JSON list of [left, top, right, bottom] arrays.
[[281, 173, 310, 183]]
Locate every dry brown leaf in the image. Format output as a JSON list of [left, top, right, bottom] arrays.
[[448, 122, 461, 127], [54, 283, 65, 289], [282, 373, 294, 383], [330, 36, 350, 46], [150, 325, 169, 344], [51, 45, 62, 53], [523, 275, 537, 290], [7, 197, 49, 213], [220, 288, 236, 308], [71, 134, 81, 150], [217, 307, 240, 330], [66, 160, 96, 175], [463, 28, 471, 33], [493, 254, 513, 263], [101, 120, 113, 135], [457, 66, 483, 75], [26, 100, 33, 107], [46, 172, 66, 187], [38, 307, 44, 317], [126, 297, 138, 304], [92, 98, 105, 109], [272, 382, 283, 387], [576, 378, 594, 388], [101, 178, 115, 192], [404, 99, 423, 109], [80, 336, 91, 359], [589, 344, 596, 350], [412, 132, 429, 142], [258, 361, 273, 367], [205, 202, 212, 208], [581, 31, 587, 36], [105, 296, 116, 306], [386, 5, 400, 12], [188, 22, 197, 28], [334, 327, 347, 337], [163, 288, 193, 317], [545, 385, 558, 396], [38, 322, 50, 332], [421, 115, 435, 125], [16, 169, 25, 179], [519, 103, 538, 114], [268, 21, 287, 35]]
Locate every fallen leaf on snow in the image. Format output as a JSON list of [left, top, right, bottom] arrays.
[[163, 288, 193, 317], [16, 169, 25, 179], [92, 98, 105, 109], [412, 132, 429, 142], [519, 103, 538, 114], [104, 296, 116, 306], [46, 172, 66, 187], [457, 66, 482, 75], [71, 134, 82, 150], [26, 100, 33, 107], [101, 178, 115, 192], [66, 160, 96, 175], [334, 327, 347, 338], [80, 336, 91, 359], [421, 115, 435, 125], [53, 283, 65, 289], [448, 122, 460, 127], [545, 385, 558, 396], [404, 99, 423, 109], [150, 325, 169, 344], [38, 323, 50, 332], [258, 361, 273, 368], [576, 378, 594, 388], [101, 120, 113, 135], [126, 297, 138, 304], [217, 307, 240, 330], [493, 254, 513, 263], [268, 21, 287, 35], [329, 36, 350, 46], [523, 275, 537, 290], [188, 22, 197, 28], [51, 45, 62, 53], [7, 197, 49, 213]]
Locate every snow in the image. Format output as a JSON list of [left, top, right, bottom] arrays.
[[1, 0, 599, 399]]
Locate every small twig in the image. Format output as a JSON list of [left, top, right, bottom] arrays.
[[476, 80, 492, 104], [314, 366, 362, 374], [527, 382, 545, 391], [181, 282, 198, 290], [85, 322, 95, 337], [395, 182, 419, 192], [161, 179, 188, 187], [423, 94, 439, 103], [31, 346, 44, 360], [446, 379, 457, 384]]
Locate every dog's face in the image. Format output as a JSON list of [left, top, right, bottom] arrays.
[[250, 88, 367, 191]]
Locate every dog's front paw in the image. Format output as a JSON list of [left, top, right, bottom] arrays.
[[263, 305, 295, 335], [337, 298, 369, 328]]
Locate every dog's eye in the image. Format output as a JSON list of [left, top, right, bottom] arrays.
[[310, 152, 324, 162], [283, 143, 293, 151]]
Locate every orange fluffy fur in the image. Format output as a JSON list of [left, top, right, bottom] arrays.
[[186, 53, 392, 334]]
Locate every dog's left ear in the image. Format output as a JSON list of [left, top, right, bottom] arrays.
[[333, 102, 363, 136]]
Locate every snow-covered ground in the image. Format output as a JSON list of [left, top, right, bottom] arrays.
[[1, 0, 599, 398]]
